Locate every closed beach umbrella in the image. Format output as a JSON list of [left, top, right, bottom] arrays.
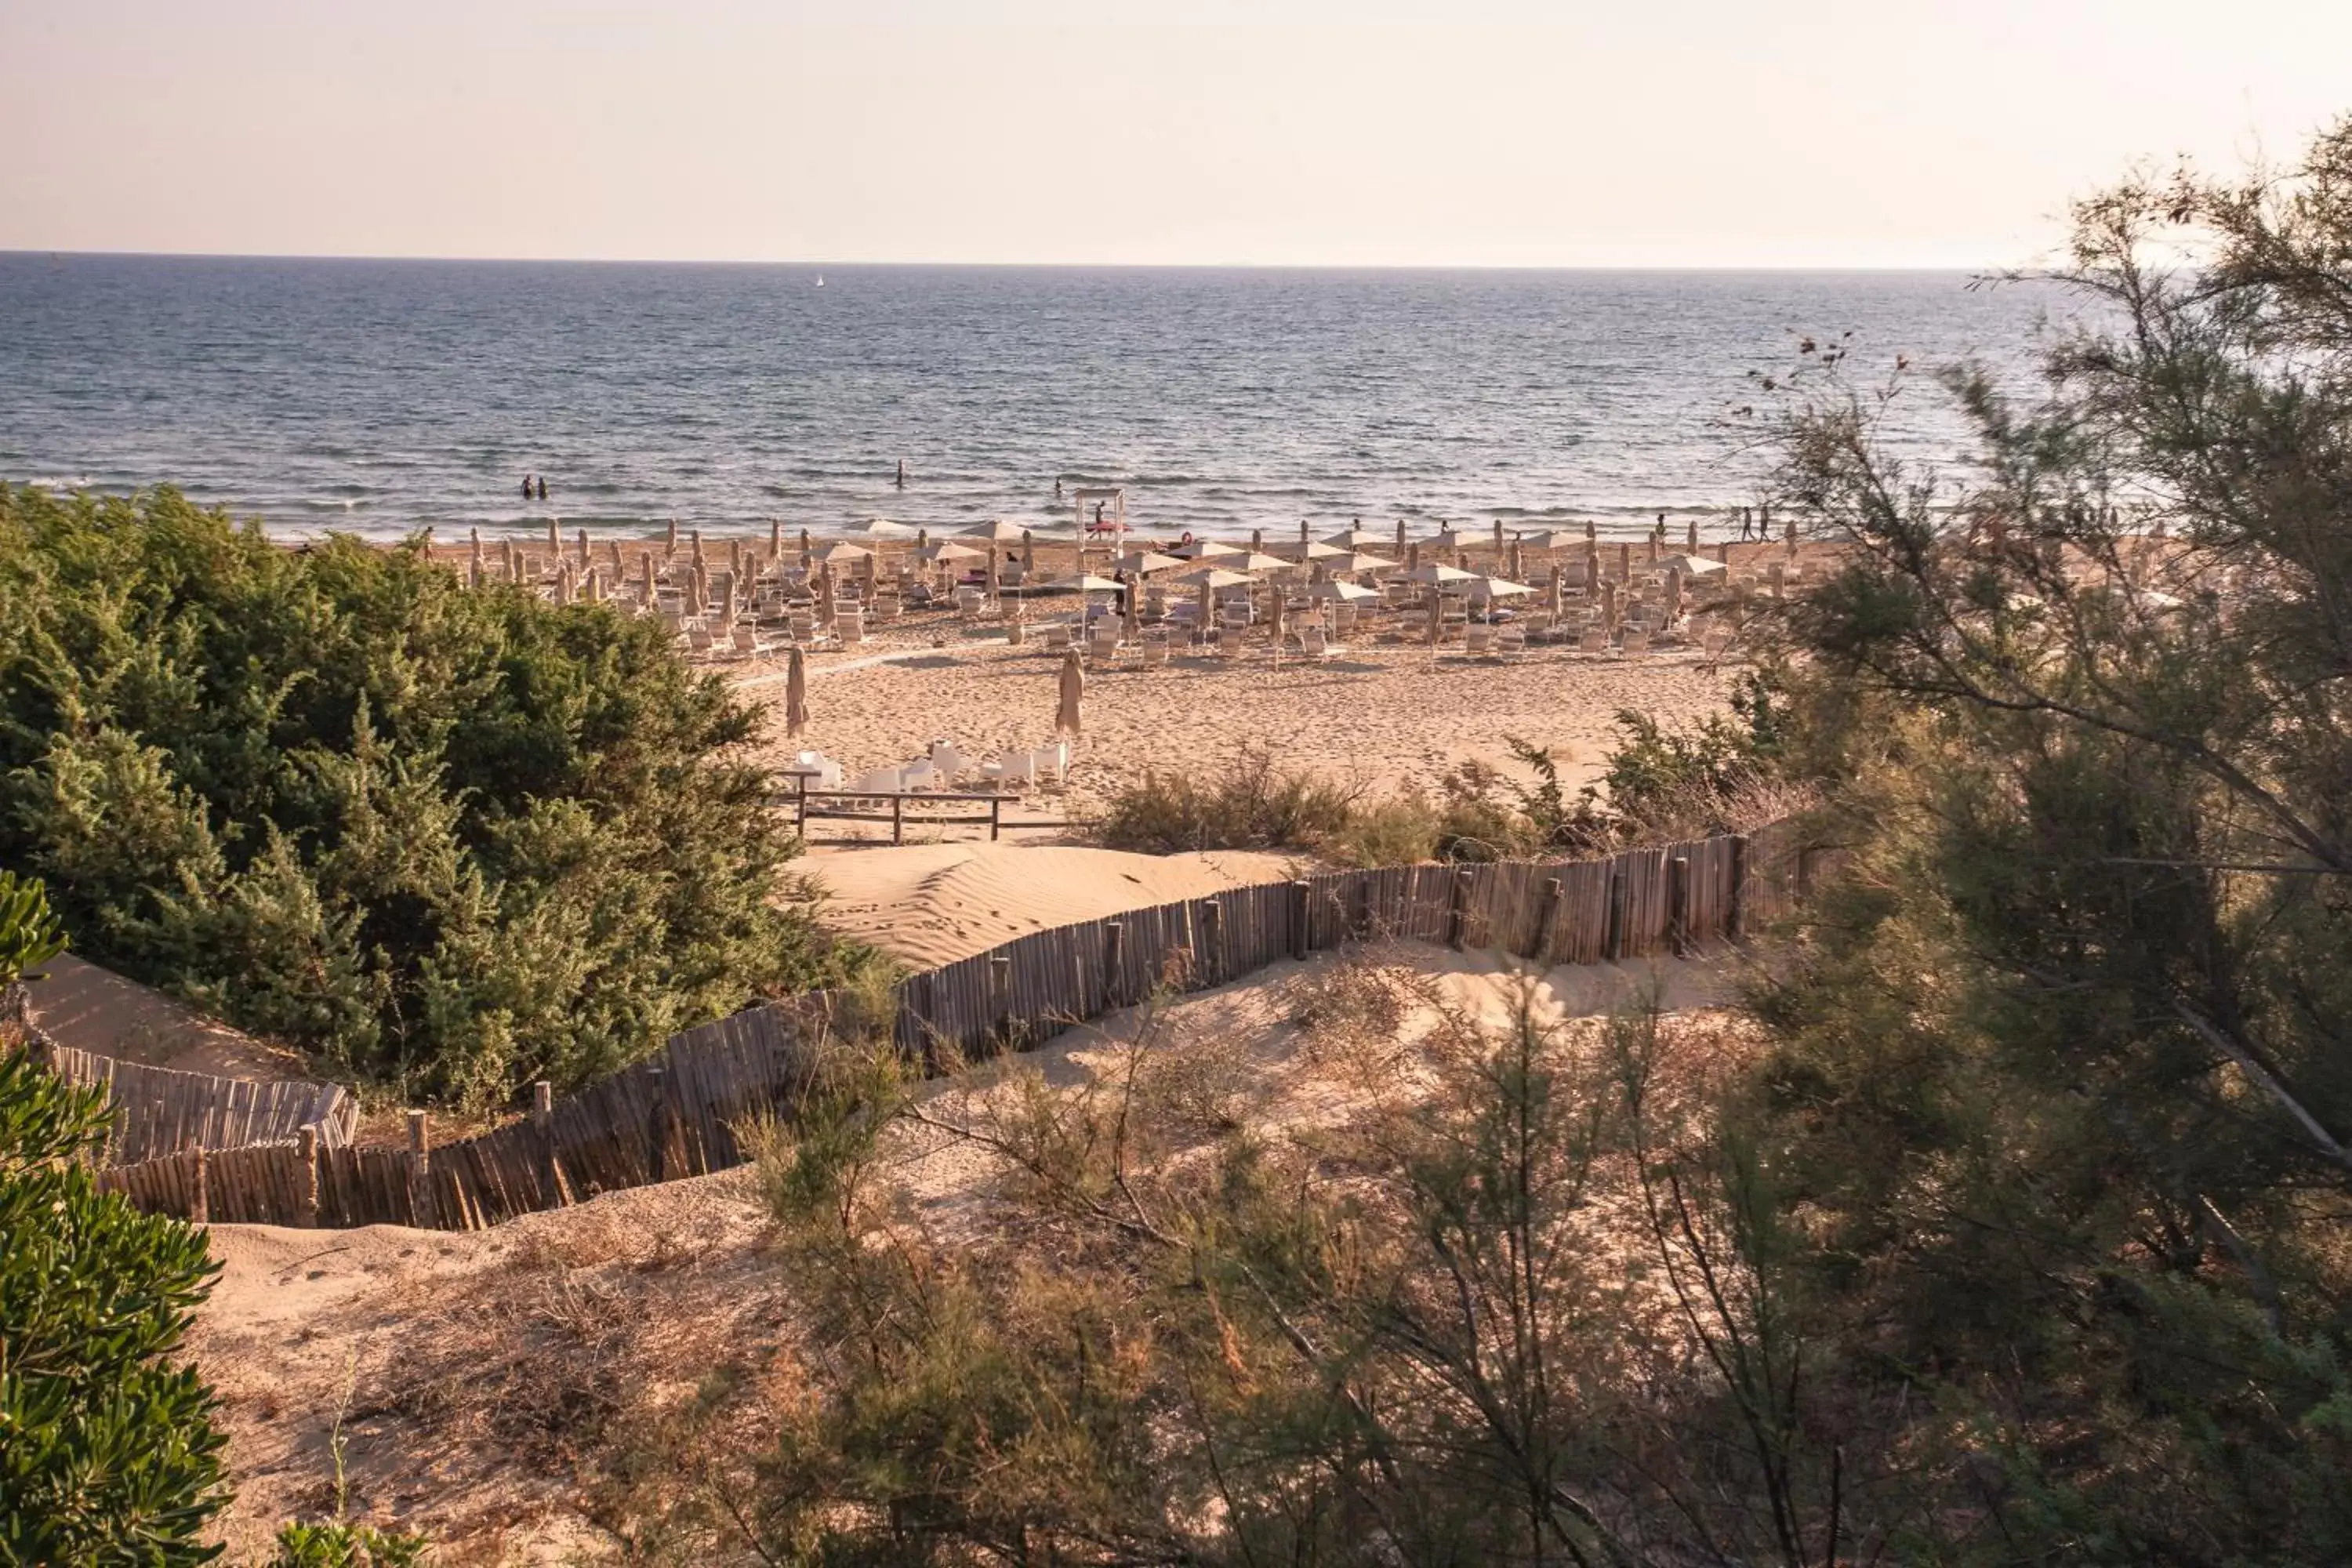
[[1395, 519, 1408, 552], [469, 527, 483, 568], [667, 518, 679, 550], [1324, 550, 1397, 576], [1426, 586, 1443, 647], [1323, 524, 1389, 550], [985, 547, 1000, 601], [1307, 579, 1379, 604], [1646, 532, 1661, 564], [1493, 519, 1506, 552], [730, 539, 742, 577], [1664, 568, 1683, 626], [1403, 562, 1476, 586], [785, 647, 809, 739], [1585, 542, 1601, 589], [1687, 517, 1700, 551], [818, 563, 835, 624], [1407, 543, 1421, 570], [503, 537, 518, 579], [1173, 537, 1243, 560], [1548, 565, 1565, 617], [1196, 580, 1214, 630], [1585, 519, 1598, 543], [1251, 528, 1265, 553], [692, 529, 705, 567], [1123, 579, 1141, 640], [1022, 529, 1036, 573], [771, 518, 783, 556], [1509, 539, 1525, 581], [577, 528, 590, 569], [1786, 514, 1799, 558], [1269, 581, 1286, 646], [1618, 543, 1632, 580], [1717, 540, 1731, 565], [1055, 648, 1084, 737], [1112, 549, 1185, 575], [960, 519, 1033, 544], [548, 518, 560, 554]]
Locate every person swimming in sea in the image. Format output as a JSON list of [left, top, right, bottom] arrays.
[[536, 475, 547, 502], [521, 474, 535, 502]]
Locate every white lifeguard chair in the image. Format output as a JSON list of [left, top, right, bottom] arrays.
[[1074, 485, 1127, 572]]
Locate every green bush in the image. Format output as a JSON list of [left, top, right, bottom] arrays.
[[1093, 746, 1370, 856], [262, 1522, 430, 1567], [0, 870, 66, 990], [0, 1045, 228, 1564], [0, 485, 856, 1105]]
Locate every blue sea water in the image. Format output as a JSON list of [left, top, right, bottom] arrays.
[[0, 255, 2061, 542]]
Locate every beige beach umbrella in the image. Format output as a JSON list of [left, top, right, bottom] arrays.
[[503, 538, 518, 579], [1655, 553, 1726, 579], [1112, 549, 1185, 575], [547, 518, 560, 554], [1269, 579, 1286, 648], [469, 527, 483, 571], [1493, 519, 1506, 552], [812, 541, 873, 567], [1299, 518, 1311, 543], [800, 526, 813, 560], [1716, 540, 1731, 565], [691, 529, 706, 568], [1548, 565, 1564, 618], [1403, 562, 1475, 586], [1406, 543, 1421, 570], [1664, 568, 1684, 627], [818, 563, 836, 625], [1323, 524, 1388, 550], [467, 558, 482, 590], [771, 518, 783, 556], [1601, 579, 1619, 628], [1250, 527, 1265, 553], [577, 528, 590, 569], [1225, 551, 1290, 575], [1585, 519, 1598, 543], [1271, 538, 1346, 562], [1123, 579, 1141, 641], [1471, 575, 1534, 600], [848, 517, 913, 538], [1172, 537, 1243, 560], [1509, 540, 1525, 582], [729, 539, 742, 578], [1324, 550, 1397, 576], [1307, 579, 1379, 604], [785, 647, 809, 739], [1687, 517, 1700, 551], [960, 519, 1033, 543], [1426, 586, 1443, 647], [1618, 543, 1632, 580], [915, 540, 984, 566], [1196, 581, 1214, 631], [1021, 529, 1036, 573], [985, 547, 1000, 601], [916, 528, 930, 551], [667, 518, 679, 551], [1432, 527, 1468, 551], [1786, 514, 1799, 558], [1646, 532, 1661, 564], [1055, 648, 1084, 737], [1395, 518, 1408, 552], [638, 551, 655, 599], [1174, 566, 1256, 591], [1584, 542, 1602, 590], [1519, 529, 1581, 553]]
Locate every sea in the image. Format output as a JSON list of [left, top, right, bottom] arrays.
[[0, 254, 2065, 543]]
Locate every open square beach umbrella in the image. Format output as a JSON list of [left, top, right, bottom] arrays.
[[1172, 538, 1243, 560], [1404, 562, 1476, 586], [1174, 566, 1257, 591], [1323, 550, 1398, 576], [1271, 539, 1348, 561], [1323, 525, 1390, 550], [915, 540, 984, 565], [1307, 579, 1381, 603], [1519, 529, 1584, 553], [1112, 549, 1186, 575], [961, 519, 1034, 543], [1653, 553, 1727, 578], [848, 517, 913, 537]]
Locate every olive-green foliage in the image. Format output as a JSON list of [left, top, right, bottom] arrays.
[[0, 485, 848, 1104], [0, 870, 66, 990], [1740, 114, 2352, 1560], [0, 1045, 228, 1565], [261, 1522, 430, 1568]]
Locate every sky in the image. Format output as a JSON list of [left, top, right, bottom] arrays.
[[2, 0, 2346, 269]]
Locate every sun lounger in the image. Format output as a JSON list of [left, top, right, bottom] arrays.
[[1579, 626, 1609, 655], [1301, 625, 1343, 660], [1141, 633, 1170, 668], [1465, 623, 1495, 656], [836, 608, 866, 648], [1496, 625, 1527, 658], [1620, 629, 1651, 657], [900, 758, 938, 792], [731, 624, 777, 659], [927, 741, 966, 785], [851, 767, 904, 795]]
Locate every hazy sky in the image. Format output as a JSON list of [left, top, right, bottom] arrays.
[[3, 0, 2344, 267]]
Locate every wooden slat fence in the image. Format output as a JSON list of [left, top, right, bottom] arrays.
[[89, 819, 1821, 1232], [36, 1045, 357, 1167]]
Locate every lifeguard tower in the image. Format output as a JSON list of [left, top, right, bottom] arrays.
[[1073, 486, 1127, 570]]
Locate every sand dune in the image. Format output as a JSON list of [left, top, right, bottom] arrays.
[[803, 840, 1306, 967]]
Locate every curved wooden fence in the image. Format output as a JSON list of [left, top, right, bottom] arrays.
[[87, 820, 1815, 1231]]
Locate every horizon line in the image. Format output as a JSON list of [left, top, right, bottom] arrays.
[[2, 246, 2015, 275]]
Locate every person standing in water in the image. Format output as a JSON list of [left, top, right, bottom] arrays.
[[895, 459, 906, 489], [536, 475, 547, 502], [521, 474, 534, 502]]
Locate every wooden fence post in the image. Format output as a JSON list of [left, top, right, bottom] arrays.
[[296, 1125, 320, 1228], [1726, 834, 1750, 941], [532, 1080, 562, 1208], [891, 794, 905, 846], [1291, 880, 1313, 961], [1668, 855, 1691, 958], [1796, 844, 1816, 902], [1103, 920, 1125, 1007], [989, 797, 1002, 842], [1200, 899, 1224, 985], [989, 953, 1014, 1047], [1447, 867, 1472, 951], [1529, 877, 1563, 962], [1606, 868, 1628, 962], [407, 1110, 430, 1227], [646, 1067, 671, 1183], [190, 1145, 209, 1227]]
